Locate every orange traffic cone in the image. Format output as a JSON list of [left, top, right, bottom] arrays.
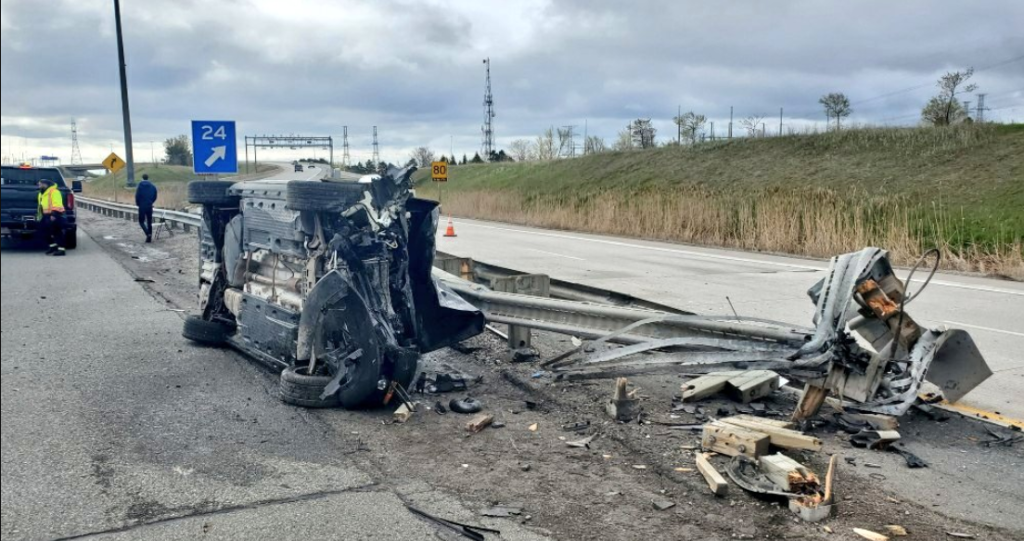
[[443, 216, 458, 238]]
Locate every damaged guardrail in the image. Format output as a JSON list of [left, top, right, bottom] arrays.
[[434, 248, 993, 418], [77, 197, 202, 231]]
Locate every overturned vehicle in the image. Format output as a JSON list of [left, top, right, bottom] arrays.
[[183, 168, 484, 408]]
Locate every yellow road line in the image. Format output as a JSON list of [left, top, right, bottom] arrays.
[[940, 402, 1024, 430]]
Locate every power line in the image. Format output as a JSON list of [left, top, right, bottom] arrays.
[[852, 54, 1024, 106]]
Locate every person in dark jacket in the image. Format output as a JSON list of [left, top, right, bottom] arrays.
[[135, 174, 159, 243]]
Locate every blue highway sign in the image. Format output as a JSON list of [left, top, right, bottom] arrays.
[[191, 120, 238, 175]]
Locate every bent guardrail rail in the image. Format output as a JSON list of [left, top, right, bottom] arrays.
[[77, 197, 202, 231]]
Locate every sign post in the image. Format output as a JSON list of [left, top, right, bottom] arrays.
[[102, 152, 126, 203], [431, 161, 449, 210], [191, 121, 238, 176]]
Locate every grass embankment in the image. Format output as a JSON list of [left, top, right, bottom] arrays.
[[416, 124, 1023, 280], [81, 164, 279, 210]]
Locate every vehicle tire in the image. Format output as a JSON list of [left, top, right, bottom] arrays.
[[188, 181, 240, 207], [182, 316, 229, 346], [279, 366, 339, 409], [285, 181, 366, 212], [64, 227, 78, 250]]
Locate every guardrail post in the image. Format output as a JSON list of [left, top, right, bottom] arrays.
[[492, 274, 552, 350]]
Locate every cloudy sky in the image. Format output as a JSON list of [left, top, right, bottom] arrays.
[[2, 0, 1023, 165]]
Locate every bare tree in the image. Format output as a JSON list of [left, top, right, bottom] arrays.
[[630, 119, 657, 149], [585, 136, 606, 155], [613, 129, 633, 151], [674, 112, 708, 144], [819, 93, 853, 131], [410, 147, 435, 168], [740, 115, 767, 137], [535, 128, 556, 161], [509, 139, 533, 162], [923, 68, 977, 126]]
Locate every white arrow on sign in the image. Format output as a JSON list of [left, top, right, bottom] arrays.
[[205, 146, 227, 168]]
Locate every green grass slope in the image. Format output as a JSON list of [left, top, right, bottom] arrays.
[[416, 124, 1023, 278]]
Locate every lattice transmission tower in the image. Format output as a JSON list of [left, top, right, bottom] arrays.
[[70, 120, 84, 165], [482, 58, 496, 160]]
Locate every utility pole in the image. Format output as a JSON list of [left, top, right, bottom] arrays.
[[342, 126, 350, 167], [678, 106, 682, 145], [482, 58, 496, 160], [710, 122, 715, 141], [372, 126, 380, 166], [729, 107, 734, 139], [779, 108, 784, 137], [113, 0, 136, 187]]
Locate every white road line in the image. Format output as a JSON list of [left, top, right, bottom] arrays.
[[525, 248, 586, 261], [944, 321, 1024, 339], [458, 222, 1024, 297]]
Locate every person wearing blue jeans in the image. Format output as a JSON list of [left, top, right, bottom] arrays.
[[135, 174, 159, 243]]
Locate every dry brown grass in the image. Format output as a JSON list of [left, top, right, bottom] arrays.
[[432, 188, 1024, 281]]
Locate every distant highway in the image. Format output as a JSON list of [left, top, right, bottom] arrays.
[[439, 218, 1024, 420]]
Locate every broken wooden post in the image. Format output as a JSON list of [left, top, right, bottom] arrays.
[[394, 403, 416, 424], [793, 365, 845, 423], [607, 378, 640, 422], [702, 421, 770, 459], [720, 417, 823, 452], [466, 414, 495, 434], [695, 452, 729, 497], [760, 454, 820, 492]]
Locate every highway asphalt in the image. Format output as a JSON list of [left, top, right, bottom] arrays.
[[437, 218, 1024, 420], [0, 234, 552, 541]]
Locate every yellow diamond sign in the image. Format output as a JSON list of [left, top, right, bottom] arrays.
[[102, 152, 126, 174]]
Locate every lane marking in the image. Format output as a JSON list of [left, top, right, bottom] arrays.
[[941, 402, 1024, 430], [525, 248, 586, 261], [943, 321, 1024, 339], [457, 222, 1024, 297]]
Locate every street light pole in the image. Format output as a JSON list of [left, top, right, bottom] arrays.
[[113, 0, 136, 187]]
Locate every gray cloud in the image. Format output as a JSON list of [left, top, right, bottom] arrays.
[[2, 0, 1022, 164]]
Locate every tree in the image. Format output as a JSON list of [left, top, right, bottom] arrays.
[[535, 128, 556, 161], [510, 139, 533, 162], [613, 129, 633, 151], [164, 135, 193, 166], [629, 119, 657, 149], [921, 97, 969, 126], [461, 154, 468, 165], [411, 147, 435, 168], [450, 155, 458, 166], [740, 115, 768, 137], [404, 158, 418, 169], [471, 153, 485, 164], [923, 68, 977, 126], [490, 150, 513, 163], [819, 93, 853, 131], [673, 112, 708, 144], [585, 136, 606, 155]]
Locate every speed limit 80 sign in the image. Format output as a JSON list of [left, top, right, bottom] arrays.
[[431, 162, 449, 183]]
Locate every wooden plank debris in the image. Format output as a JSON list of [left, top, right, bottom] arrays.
[[702, 421, 770, 459], [761, 454, 820, 492], [695, 452, 729, 497], [465, 414, 495, 434], [720, 417, 824, 452], [681, 372, 743, 402], [394, 404, 416, 424], [728, 371, 782, 404], [681, 370, 781, 404], [853, 528, 890, 541]]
